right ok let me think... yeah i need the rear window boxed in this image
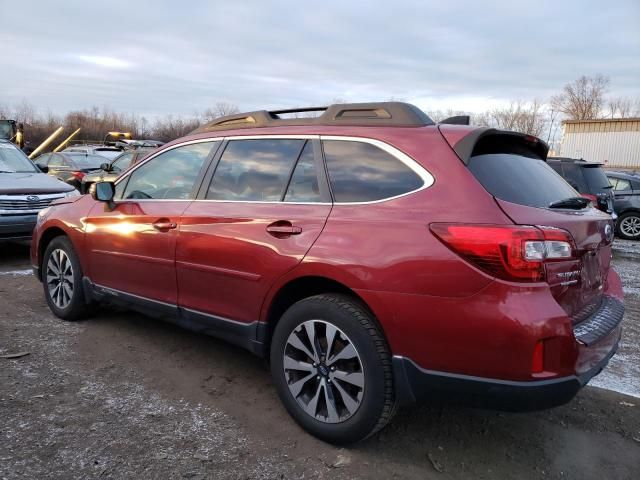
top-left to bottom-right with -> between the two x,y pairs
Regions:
468,154 -> 578,208
68,154 -> 109,169
582,165 -> 610,192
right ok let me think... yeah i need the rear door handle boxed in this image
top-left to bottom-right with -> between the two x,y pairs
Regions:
153,219 -> 177,231
266,220 -> 302,237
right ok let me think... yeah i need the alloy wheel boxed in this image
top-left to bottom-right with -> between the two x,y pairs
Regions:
620,215 -> 640,238
283,319 -> 365,424
46,249 -> 74,309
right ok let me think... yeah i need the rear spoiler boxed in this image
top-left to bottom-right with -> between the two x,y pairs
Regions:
440,126 -> 550,164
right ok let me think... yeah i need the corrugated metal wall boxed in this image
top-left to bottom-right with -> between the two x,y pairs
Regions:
559,120 -> 640,168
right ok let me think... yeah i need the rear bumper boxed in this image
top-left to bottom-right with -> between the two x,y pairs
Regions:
393,327 -> 620,411
0,214 -> 37,240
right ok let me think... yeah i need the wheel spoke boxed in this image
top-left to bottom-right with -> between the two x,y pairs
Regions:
327,343 -> 358,365
48,261 -> 60,276
303,321 -> 321,360
57,283 -> 64,306
288,372 -> 316,397
333,369 -> 364,388
287,333 -> 317,363
332,377 -> 360,415
62,283 -> 73,303
325,323 -> 338,361
323,381 -> 340,422
283,355 -> 315,373
50,284 -> 60,303
303,380 -> 322,418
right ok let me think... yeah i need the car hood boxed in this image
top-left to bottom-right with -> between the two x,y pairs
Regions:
0,172 -> 74,194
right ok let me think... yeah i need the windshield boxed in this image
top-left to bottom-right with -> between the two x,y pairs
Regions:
0,142 -> 38,173
111,153 -> 134,170
66,153 -> 109,169
468,153 -> 578,208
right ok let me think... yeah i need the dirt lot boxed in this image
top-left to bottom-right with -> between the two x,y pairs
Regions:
1,241 -> 639,479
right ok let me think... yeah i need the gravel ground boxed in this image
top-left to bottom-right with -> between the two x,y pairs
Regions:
1,241 -> 640,479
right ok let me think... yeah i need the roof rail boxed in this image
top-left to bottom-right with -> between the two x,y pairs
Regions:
191,102 -> 434,134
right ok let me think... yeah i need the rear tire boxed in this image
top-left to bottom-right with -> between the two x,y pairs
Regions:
270,294 -> 396,444
42,236 -> 90,321
616,212 -> 640,240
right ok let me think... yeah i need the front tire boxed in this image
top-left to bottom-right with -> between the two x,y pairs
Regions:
42,236 -> 90,321
616,212 -> 640,240
270,294 -> 396,444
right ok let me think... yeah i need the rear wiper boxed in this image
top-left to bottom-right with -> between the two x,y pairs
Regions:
548,196 -> 590,209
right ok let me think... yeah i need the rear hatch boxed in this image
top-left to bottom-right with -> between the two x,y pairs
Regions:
442,128 -> 615,322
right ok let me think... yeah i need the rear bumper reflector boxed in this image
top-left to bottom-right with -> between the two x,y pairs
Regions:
573,296 -> 624,346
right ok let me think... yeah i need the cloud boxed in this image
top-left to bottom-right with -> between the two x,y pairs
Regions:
1,0 -> 638,117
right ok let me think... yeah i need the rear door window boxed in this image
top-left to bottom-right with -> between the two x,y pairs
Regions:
207,139 -> 305,201
468,154 -> 578,208
322,139 -> 424,202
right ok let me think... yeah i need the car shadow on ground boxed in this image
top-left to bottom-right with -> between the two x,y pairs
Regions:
0,241 -> 31,272
78,307 -> 639,479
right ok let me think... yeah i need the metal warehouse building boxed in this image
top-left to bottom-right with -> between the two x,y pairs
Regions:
558,118 -> 640,168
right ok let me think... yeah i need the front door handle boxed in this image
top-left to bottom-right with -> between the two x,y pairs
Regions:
153,219 -> 177,231
266,220 -> 302,238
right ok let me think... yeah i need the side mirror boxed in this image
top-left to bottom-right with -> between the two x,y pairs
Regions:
100,162 -> 111,172
92,181 -> 116,209
38,165 -> 49,173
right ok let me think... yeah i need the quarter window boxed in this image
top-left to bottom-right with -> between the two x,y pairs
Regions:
207,139 -> 305,201
120,142 -> 216,200
322,140 -> 424,202
284,142 -> 321,202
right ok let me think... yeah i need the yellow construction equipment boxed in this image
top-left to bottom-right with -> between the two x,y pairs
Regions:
28,127 -> 64,159
53,128 -> 82,152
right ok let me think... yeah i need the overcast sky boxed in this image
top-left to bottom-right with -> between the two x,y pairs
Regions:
1,0 -> 639,118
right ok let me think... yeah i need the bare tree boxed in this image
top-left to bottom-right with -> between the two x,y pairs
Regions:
607,97 -> 636,118
202,102 -> 240,122
472,101 -> 546,137
550,74 -> 609,120
426,109 -> 468,123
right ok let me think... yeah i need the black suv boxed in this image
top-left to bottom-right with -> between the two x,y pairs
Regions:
0,139 -> 77,240
606,171 -> 640,239
547,157 -> 615,214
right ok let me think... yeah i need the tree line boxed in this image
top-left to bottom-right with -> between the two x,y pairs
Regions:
1,75 -> 637,151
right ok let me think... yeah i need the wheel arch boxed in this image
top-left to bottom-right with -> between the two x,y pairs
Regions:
261,274 -> 391,355
38,226 -> 68,273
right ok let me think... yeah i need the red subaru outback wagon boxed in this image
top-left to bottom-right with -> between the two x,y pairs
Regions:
31,102 -> 624,443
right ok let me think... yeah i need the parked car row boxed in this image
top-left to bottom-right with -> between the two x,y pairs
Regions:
548,157 -> 640,239
30,102 -> 624,444
0,139 -> 77,241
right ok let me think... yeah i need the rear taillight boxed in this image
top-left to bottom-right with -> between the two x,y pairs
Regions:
71,171 -> 85,180
429,224 -> 575,282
